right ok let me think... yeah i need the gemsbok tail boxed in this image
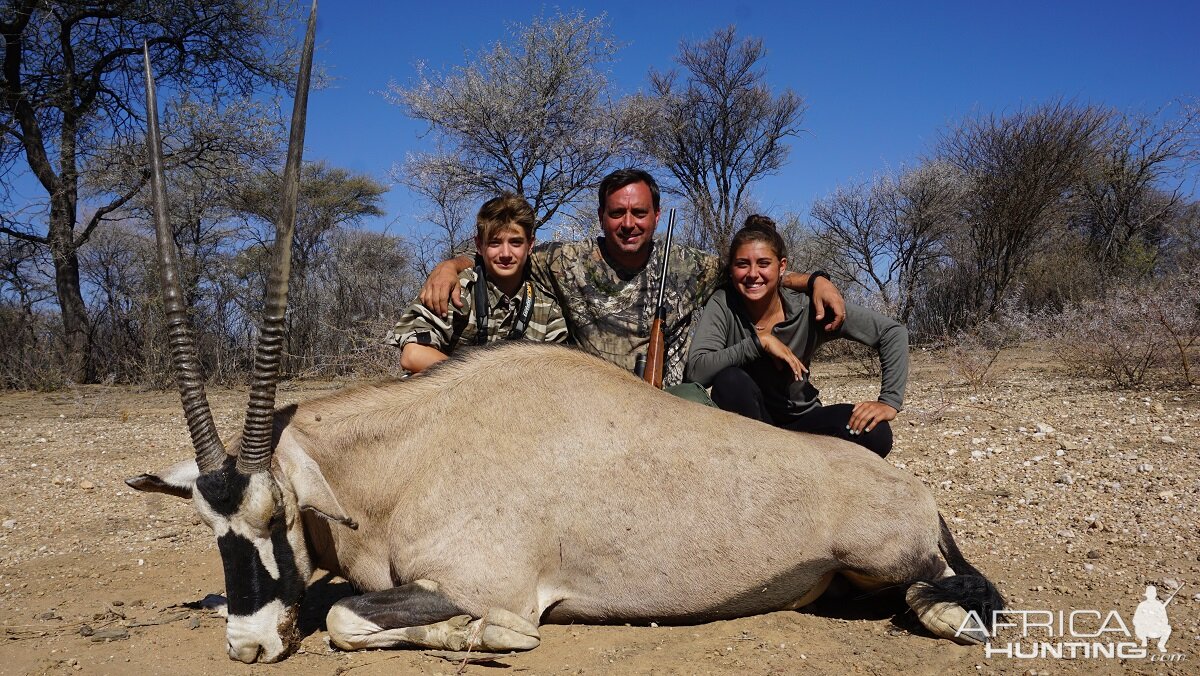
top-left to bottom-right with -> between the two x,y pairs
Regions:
905,514 -> 1005,644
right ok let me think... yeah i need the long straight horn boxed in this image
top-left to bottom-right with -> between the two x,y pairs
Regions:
236,1 -> 317,475
143,45 -> 227,473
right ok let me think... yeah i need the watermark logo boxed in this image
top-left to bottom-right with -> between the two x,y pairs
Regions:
1133,585 -> 1173,653
956,581 -> 1186,662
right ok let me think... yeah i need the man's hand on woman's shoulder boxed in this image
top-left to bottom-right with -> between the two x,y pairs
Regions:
810,276 -> 845,332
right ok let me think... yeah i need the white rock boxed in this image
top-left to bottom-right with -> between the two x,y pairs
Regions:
2,520 -> 15,529
1160,435 -> 1175,444
1035,423 -> 1055,434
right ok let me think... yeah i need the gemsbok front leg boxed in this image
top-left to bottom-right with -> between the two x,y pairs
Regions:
325,580 -> 540,652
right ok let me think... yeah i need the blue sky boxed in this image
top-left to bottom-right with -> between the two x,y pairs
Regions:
12,2 -> 1197,236
302,1 -> 1198,234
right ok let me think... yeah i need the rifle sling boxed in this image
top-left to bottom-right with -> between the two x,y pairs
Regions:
473,258 -> 534,345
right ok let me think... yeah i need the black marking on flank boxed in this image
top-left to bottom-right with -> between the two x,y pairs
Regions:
331,583 -> 467,630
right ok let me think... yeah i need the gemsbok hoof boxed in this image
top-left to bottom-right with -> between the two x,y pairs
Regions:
906,582 -> 986,645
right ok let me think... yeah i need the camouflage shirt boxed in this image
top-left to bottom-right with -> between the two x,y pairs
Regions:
385,267 -> 568,360
528,237 -> 723,386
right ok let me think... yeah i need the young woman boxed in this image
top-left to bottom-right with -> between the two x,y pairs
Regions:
685,215 -> 908,458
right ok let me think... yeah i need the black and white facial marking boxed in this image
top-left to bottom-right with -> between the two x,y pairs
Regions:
194,458 -> 309,663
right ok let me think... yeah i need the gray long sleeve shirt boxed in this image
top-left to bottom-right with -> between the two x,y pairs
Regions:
685,287 -> 909,420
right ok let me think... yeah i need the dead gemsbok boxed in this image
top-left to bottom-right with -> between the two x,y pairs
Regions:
127,3 -> 1003,664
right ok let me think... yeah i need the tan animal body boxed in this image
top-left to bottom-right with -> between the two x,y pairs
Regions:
267,342 -> 943,621
129,3 -> 1001,663
133,340 -> 1003,661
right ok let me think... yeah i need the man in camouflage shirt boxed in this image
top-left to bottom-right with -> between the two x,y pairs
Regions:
387,193 -> 567,374
419,169 -> 845,388
525,225 -> 721,387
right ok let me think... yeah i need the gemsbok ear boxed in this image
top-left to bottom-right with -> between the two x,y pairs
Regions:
275,444 -> 358,530
126,458 -> 200,500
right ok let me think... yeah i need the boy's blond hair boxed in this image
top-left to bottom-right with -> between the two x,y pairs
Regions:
477,193 -> 535,242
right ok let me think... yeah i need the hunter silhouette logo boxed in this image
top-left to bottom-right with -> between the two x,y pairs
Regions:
1133,584 -> 1176,653
956,580 -> 1187,662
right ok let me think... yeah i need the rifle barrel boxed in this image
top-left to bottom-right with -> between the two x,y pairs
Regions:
655,209 -> 677,310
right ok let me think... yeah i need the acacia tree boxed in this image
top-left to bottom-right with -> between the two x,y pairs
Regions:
397,151 -> 474,267
389,11 -> 626,235
233,161 -> 386,374
1071,104 -> 1200,279
0,232 -> 54,386
936,101 -> 1109,320
810,181 -> 889,305
882,162 -> 967,323
632,26 -> 805,251
0,0 -> 296,382
810,162 -> 965,323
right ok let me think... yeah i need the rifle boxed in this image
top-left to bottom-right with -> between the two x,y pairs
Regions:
635,208 -> 676,389
1162,584 -> 1183,606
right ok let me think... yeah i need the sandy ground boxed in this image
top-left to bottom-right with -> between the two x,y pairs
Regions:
0,347 -> 1197,675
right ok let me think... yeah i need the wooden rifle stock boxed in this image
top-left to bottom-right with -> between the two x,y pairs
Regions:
643,311 -> 666,388
641,209 -> 676,389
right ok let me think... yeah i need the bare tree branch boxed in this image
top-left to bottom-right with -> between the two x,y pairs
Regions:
387,11 -> 626,236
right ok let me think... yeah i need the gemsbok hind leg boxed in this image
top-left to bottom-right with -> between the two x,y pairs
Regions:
326,580 -> 540,652
902,517 -> 1003,645
833,506 -> 1002,645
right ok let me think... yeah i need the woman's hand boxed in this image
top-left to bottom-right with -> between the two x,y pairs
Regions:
847,401 -> 897,435
760,334 -> 807,382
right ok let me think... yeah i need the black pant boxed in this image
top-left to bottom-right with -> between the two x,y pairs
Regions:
709,366 -> 893,458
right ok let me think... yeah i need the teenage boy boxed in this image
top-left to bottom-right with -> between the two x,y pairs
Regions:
386,192 -> 568,373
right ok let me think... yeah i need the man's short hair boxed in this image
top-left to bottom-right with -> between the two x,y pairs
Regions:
477,192 -> 536,242
597,168 -> 660,215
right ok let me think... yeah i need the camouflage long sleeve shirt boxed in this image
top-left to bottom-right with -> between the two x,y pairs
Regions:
528,237 -> 723,387
385,268 -> 568,359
